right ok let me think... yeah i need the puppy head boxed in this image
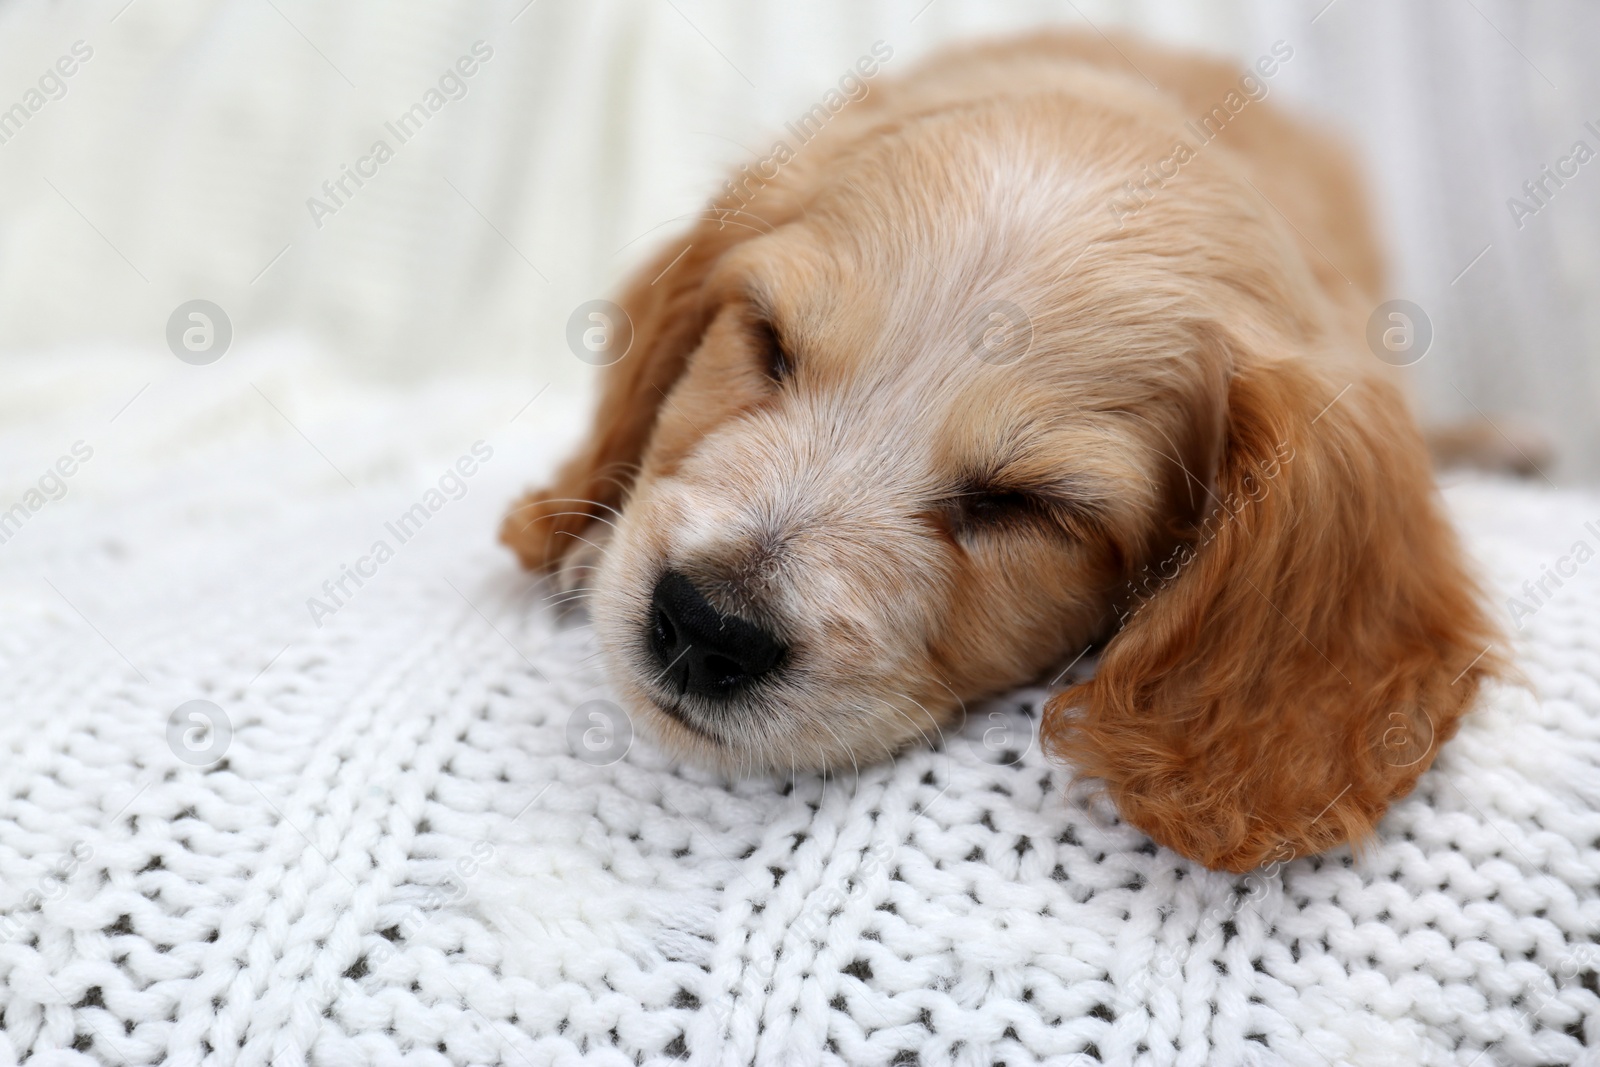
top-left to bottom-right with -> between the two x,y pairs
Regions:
576,103 -> 1280,772
507,86 -> 1498,868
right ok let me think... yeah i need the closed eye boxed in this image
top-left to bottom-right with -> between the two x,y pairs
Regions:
957,489 -> 1042,526
944,483 -> 1098,540
751,319 -> 790,383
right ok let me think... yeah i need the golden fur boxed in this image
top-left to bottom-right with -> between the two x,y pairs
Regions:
501,33 -> 1502,871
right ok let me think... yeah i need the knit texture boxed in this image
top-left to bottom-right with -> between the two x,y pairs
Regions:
2,354 -> 1598,1066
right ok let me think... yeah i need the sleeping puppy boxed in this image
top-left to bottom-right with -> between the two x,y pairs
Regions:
501,33 -> 1501,872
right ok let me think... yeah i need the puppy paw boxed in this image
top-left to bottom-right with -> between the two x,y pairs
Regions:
1428,417 -> 1555,478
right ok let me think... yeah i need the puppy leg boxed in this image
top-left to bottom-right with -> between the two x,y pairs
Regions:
1427,416 -> 1555,478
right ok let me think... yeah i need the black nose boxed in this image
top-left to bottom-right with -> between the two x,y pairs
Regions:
647,571 -> 786,698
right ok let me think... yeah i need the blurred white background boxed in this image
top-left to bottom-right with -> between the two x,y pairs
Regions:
1,0 -> 1597,480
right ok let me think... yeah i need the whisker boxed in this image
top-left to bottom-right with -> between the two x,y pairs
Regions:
899,687 -> 955,750
552,530 -> 609,556
591,470 -> 641,498
523,509 -> 618,531
688,211 -> 777,237
537,496 -> 624,518
543,586 -> 601,601
814,713 -> 860,786
883,697 -> 941,758
1117,406 -> 1222,515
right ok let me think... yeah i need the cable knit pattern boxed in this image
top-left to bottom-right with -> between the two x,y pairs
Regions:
1,359 -> 1598,1066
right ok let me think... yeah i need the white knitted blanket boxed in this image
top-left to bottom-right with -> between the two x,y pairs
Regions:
2,352 -> 1598,1067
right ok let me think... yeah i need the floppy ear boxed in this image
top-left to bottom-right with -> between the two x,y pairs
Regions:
500,209 -> 772,570
1043,352 -> 1502,872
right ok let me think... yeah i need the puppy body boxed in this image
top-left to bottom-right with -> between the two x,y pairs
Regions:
504,34 -> 1501,870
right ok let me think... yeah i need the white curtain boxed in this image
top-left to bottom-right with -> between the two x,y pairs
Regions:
1,0 -> 1595,480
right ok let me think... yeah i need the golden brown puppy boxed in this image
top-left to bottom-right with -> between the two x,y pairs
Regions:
502,33 -> 1502,871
